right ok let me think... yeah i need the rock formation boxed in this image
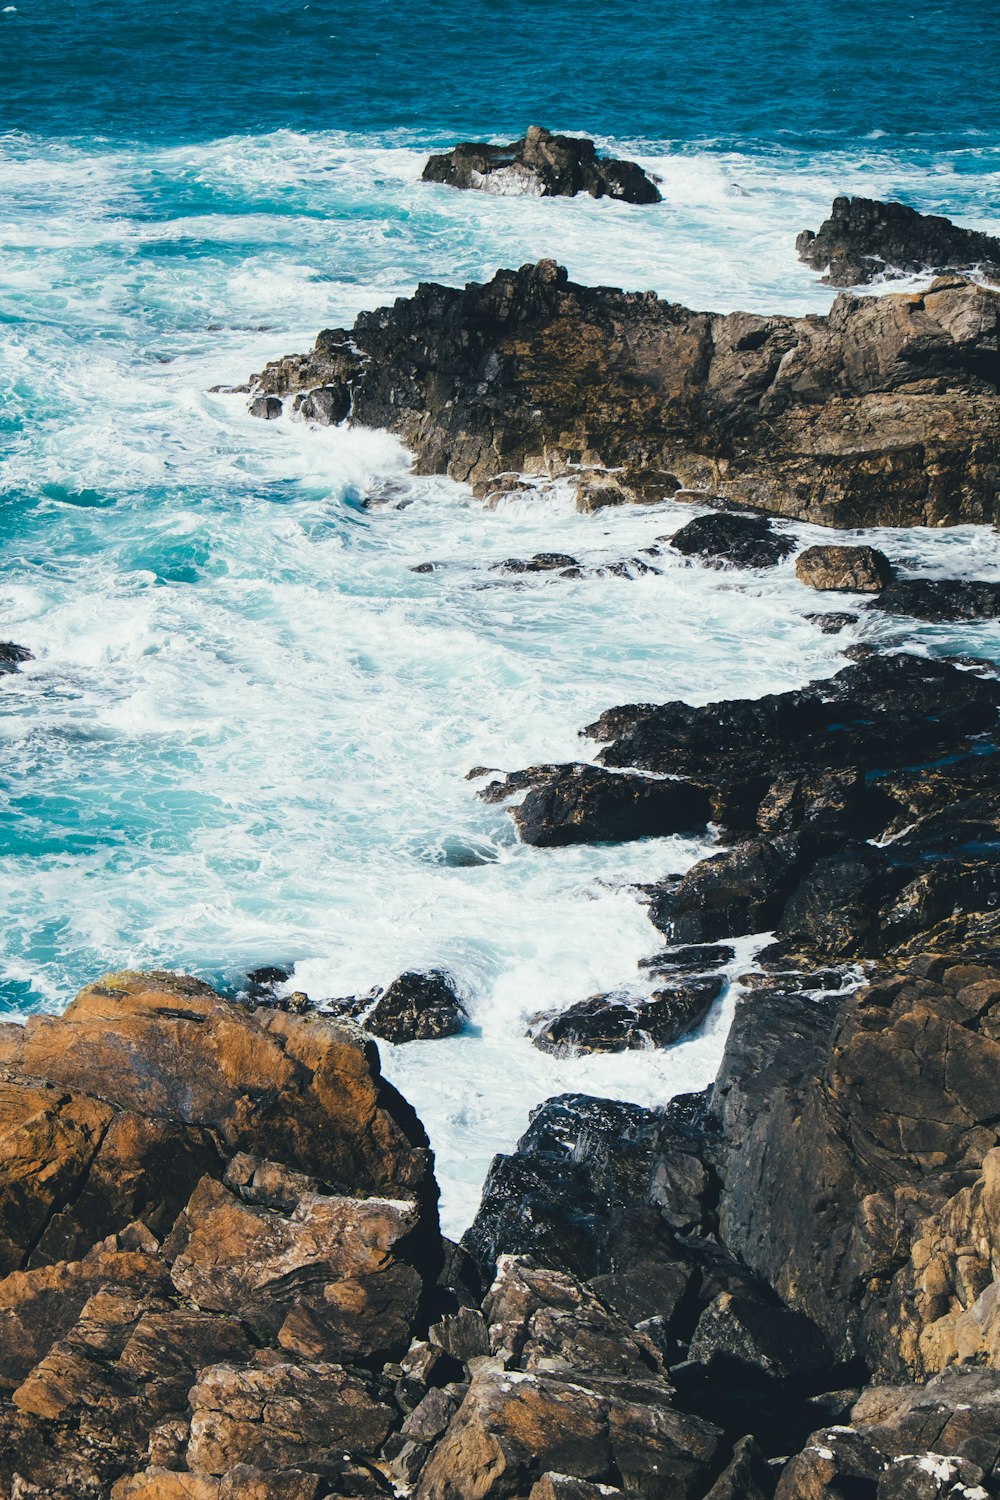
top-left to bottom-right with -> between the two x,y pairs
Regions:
247,261 -> 1000,528
798,194 -> 1000,286
795,544 -> 894,592
421,126 -> 661,204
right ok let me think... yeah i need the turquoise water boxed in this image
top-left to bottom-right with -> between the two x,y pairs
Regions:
1,2 -> 999,1228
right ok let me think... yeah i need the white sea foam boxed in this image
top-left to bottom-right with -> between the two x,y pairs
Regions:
1,126 -> 999,1233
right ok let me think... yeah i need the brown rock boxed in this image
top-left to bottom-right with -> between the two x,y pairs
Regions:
417,1369 -> 719,1500
186,1361 -> 395,1478
168,1173 -> 424,1361
795,543 -> 894,592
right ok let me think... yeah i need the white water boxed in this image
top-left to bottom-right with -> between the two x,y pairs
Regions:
1,128 -> 999,1233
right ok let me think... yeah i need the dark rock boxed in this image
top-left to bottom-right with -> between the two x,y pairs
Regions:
796,544 -> 894,592
638,943 -> 736,974
648,836 -> 805,943
248,395 -> 283,420
293,383 -> 351,425
703,1434 -> 775,1500
797,194 -> 1000,286
491,552 -> 578,574
248,262 -> 1000,528
804,611 -> 859,633
872,577 -> 1000,621
0,641 -> 32,674
365,970 -> 467,1044
496,762 -> 712,847
421,125 -> 662,204
528,975 -> 724,1053
669,512 -> 795,569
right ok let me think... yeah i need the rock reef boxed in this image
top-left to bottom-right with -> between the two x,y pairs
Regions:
798,195 -> 1000,287
249,260 -> 1000,528
421,126 -> 661,204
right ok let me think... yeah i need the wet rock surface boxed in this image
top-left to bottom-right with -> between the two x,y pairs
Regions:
872,577 -> 1000,620
248,261 -> 1000,527
421,125 -> 662,204
528,974 -> 724,1054
797,194 -> 1000,286
364,970 -> 468,1044
0,640 -> 32,675
669,511 -> 795,569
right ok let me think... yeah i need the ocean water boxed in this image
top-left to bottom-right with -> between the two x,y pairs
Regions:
1,1 -> 999,1233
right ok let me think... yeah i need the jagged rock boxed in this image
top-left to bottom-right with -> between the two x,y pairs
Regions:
167,1172 -> 424,1362
528,975 -> 724,1053
248,395 -> 282,420
428,1307 -> 490,1363
364,970 -> 467,1044
0,641 -> 32,674
797,195 -> 1000,286
647,837 -> 804,943
492,762 -> 711,847
669,512 -> 795,569
292,384 -> 350,425
421,126 -> 662,204
186,1361 -> 395,1477
248,262 -> 1000,527
703,1434 -> 775,1499
0,969 -> 435,1207
529,1478 -> 626,1500
795,544 -> 894,592
415,1368 -> 720,1500
490,553 -> 578,574
872,578 -> 1000,621
638,943 -> 735,975
804,611 -> 859,633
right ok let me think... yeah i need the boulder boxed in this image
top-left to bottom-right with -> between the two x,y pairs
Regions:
795,544 -> 893,592
292,384 -> 350,425
421,126 -> 662,204
247,262 -> 1000,528
797,195 -> 1000,286
669,512 -> 795,569
248,395 -> 282,420
528,975 -> 724,1054
365,970 -> 468,1044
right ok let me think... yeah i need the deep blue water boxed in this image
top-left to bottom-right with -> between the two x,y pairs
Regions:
2,0 -> 999,147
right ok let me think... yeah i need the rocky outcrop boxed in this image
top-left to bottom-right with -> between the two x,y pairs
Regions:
797,195 -> 1000,286
795,544 -> 894,592
248,262 -> 1000,527
421,126 -> 661,204
481,763 -> 711,848
0,970 -> 439,1497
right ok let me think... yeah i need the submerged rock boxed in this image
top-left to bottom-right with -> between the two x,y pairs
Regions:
248,262 -> 1000,527
795,543 -> 893,592
669,512 -> 795,569
365,970 -> 468,1044
421,125 -> 662,204
797,194 -> 1000,286
248,394 -> 283,420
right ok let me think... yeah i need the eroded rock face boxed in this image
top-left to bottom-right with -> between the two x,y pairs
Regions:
493,763 -> 712,848
248,262 -> 1000,527
528,975 -> 724,1054
795,543 -> 894,592
872,578 -> 1000,621
421,126 -> 662,204
797,195 -> 1000,286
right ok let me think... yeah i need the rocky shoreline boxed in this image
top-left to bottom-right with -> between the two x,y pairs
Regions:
5,626 -> 1000,1496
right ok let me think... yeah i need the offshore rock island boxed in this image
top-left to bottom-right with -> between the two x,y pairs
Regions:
249,261 -> 1000,528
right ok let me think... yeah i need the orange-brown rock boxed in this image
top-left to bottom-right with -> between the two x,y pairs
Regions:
0,970 -> 434,1208
167,1171 -> 424,1361
185,1361 -> 395,1478
416,1369 -> 720,1500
